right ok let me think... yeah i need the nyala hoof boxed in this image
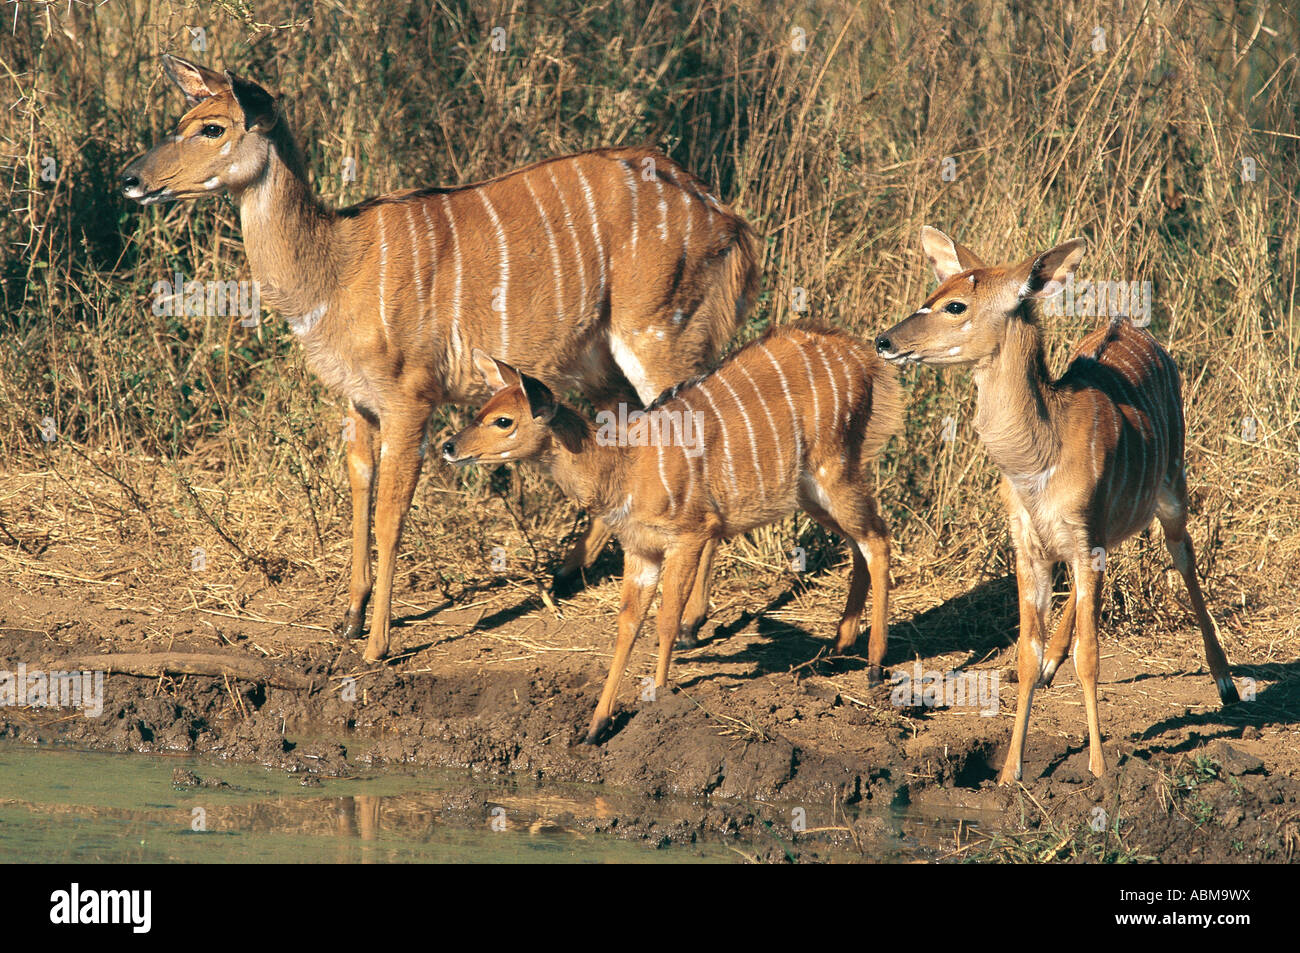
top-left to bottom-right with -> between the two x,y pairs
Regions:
867,664 -> 884,687
583,717 -> 610,745
334,592 -> 370,640
1218,677 -> 1241,705
1037,659 -> 1060,689
333,613 -> 365,640
676,619 -> 705,650
551,567 -> 586,600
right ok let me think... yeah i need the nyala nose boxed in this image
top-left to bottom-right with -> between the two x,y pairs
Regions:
441,439 -> 456,460
875,335 -> 892,353
120,171 -> 141,193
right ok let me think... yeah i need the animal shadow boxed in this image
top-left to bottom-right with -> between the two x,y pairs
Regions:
888,574 -> 1019,670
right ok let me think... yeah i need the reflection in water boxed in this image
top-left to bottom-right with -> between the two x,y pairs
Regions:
335,795 -> 381,862
0,744 -> 742,863
0,742 -> 989,863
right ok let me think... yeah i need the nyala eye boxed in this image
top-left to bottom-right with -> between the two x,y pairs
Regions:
945,301 -> 967,314
201,124 -> 225,139
493,417 -> 512,429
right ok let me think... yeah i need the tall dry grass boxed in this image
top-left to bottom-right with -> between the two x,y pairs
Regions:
0,0 -> 1296,661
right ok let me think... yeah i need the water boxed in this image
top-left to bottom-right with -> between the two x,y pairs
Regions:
0,742 -> 992,863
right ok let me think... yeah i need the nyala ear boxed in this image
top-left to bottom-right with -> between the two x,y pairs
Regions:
1019,238 -> 1086,300
920,225 -> 987,283
160,53 -> 228,106
521,375 -> 557,423
226,71 -> 277,132
472,348 -> 521,395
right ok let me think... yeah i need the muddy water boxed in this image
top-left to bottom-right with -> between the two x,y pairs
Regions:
0,743 -> 724,863
0,742 -> 993,862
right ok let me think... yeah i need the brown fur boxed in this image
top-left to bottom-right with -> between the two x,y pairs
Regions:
444,323 -> 902,741
120,55 -> 759,661
877,226 -> 1238,783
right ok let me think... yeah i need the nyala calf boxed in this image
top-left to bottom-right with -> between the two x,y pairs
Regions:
443,324 -> 902,741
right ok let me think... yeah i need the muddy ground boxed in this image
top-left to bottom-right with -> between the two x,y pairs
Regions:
2,544 -> 1296,864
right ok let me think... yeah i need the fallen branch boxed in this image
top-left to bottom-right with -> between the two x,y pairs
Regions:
48,652 -> 315,691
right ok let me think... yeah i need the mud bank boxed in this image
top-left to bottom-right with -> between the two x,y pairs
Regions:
1,580 -> 1297,862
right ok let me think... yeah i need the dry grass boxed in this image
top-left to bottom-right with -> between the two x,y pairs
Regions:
1,0 -> 1297,673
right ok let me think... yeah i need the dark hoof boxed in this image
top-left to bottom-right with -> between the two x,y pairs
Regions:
583,714 -> 611,744
1218,677 -> 1241,705
867,665 -> 883,687
551,567 -> 585,600
333,613 -> 365,640
1037,662 -> 1059,689
676,619 -> 705,650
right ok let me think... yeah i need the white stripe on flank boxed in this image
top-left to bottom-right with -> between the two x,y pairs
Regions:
794,340 -> 822,432
842,344 -> 880,439
655,178 -> 668,242
1121,341 -> 1168,464
836,346 -> 858,424
405,205 -> 426,335
738,363 -> 785,491
716,373 -> 766,499
657,442 -> 676,513
834,344 -> 857,427
419,203 -> 439,333
478,190 -> 511,357
1096,409 -> 1117,531
675,394 -> 701,512
1089,413 -> 1101,480
574,165 -> 606,308
377,206 -> 389,331
524,174 -> 564,323
841,342 -> 873,385
681,190 -> 693,257
680,440 -> 696,513
1120,410 -> 1144,533
1107,346 -> 1156,527
623,164 -> 639,255
439,195 -> 464,370
814,343 -> 841,428
1106,410 -> 1129,535
1125,374 -> 1160,509
694,382 -> 738,495
548,167 -> 589,321
760,345 -> 802,479
825,343 -> 857,467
